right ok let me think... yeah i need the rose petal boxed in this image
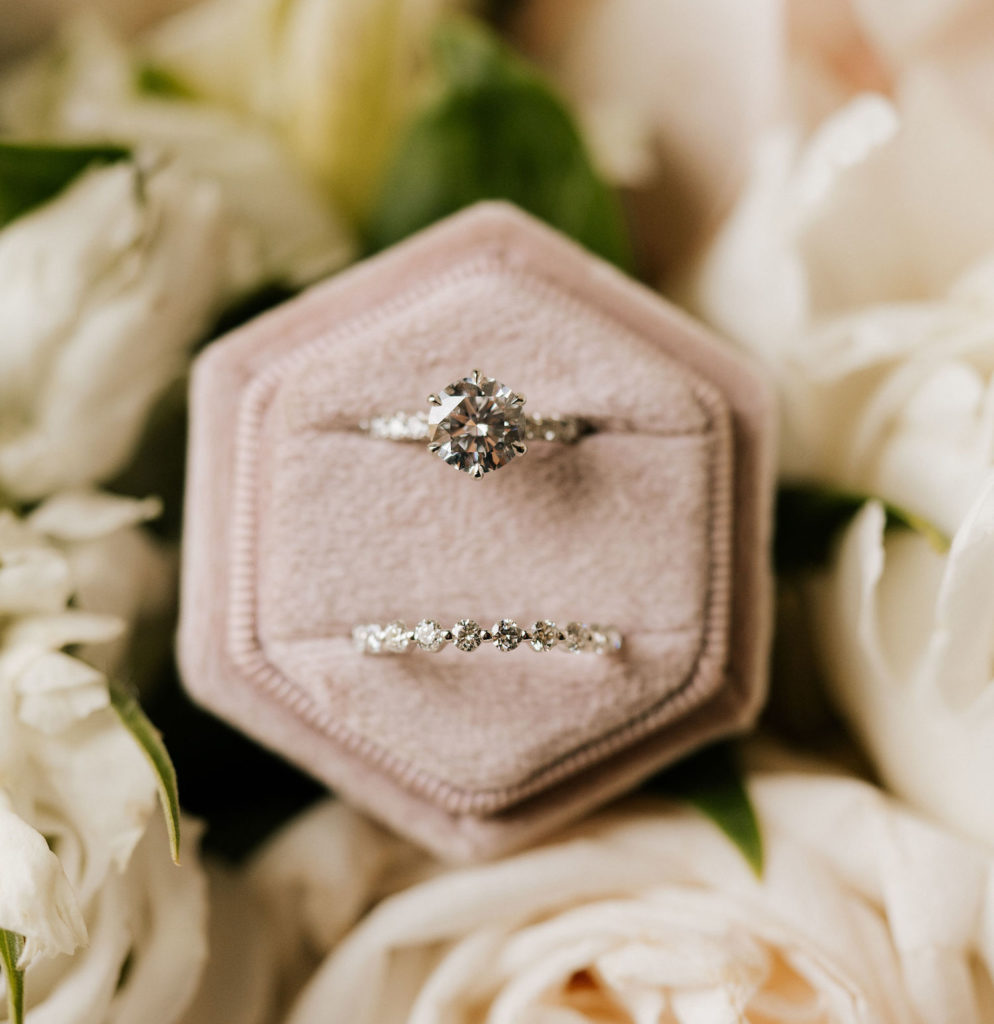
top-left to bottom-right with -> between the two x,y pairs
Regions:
3,611 -> 124,652
106,816 -> 208,1024
2,19 -> 354,286
28,490 -> 162,542
0,513 -> 72,615
0,159 -> 247,500
179,862 -> 279,1024
0,795 -> 86,964
15,651 -> 109,733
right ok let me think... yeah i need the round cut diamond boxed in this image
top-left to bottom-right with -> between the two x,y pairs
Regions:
563,622 -> 592,654
381,621 -> 411,653
491,619 -> 523,651
427,371 -> 526,476
528,620 -> 560,652
352,624 -> 377,653
452,619 -> 483,652
413,619 -> 447,652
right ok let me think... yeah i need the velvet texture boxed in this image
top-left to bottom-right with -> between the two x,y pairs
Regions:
179,203 -> 775,861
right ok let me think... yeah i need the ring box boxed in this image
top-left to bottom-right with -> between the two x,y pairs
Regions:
179,202 -> 775,861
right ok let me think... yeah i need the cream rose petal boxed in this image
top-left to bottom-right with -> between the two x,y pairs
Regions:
513,0 -> 782,274
28,707 -> 159,906
180,864 -> 280,1024
0,160 -> 246,500
280,791 -> 942,1024
1,18 -> 354,287
147,0 -> 451,221
815,483 -> 994,849
14,651 -> 109,733
22,870 -> 131,1024
790,73 -> 994,318
853,0 -> 980,61
28,490 -> 163,542
106,817 -> 208,1024
0,796 -> 86,964
3,612 -> 124,652
0,513 -> 72,615
250,801 -> 414,958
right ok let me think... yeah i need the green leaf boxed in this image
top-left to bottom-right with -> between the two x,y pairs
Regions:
776,483 -> 951,574
364,17 -> 633,270
0,141 -> 131,230
0,929 -> 25,1024
109,685 -> 181,865
135,62 -> 196,100
652,744 -> 764,877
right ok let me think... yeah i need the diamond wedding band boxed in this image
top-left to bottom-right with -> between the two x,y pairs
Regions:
360,370 -> 586,477
353,619 -> 622,655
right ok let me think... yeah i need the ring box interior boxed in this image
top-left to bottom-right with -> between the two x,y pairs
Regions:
179,202 -> 775,861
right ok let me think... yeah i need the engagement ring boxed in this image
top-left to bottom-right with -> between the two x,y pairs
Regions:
360,370 -> 586,477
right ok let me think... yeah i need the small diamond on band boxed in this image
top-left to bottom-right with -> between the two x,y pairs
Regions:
352,619 -> 622,655
359,370 -> 587,477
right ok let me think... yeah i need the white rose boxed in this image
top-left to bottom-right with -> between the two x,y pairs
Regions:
788,0 -> 994,129
0,19 -> 353,290
251,772 -> 994,1024
13,814 -> 208,1024
0,158 -> 251,502
145,0 -> 455,221
813,477 -> 994,850
511,0 -> 782,276
0,504 -> 208,1021
26,490 -> 175,682
690,74 -> 994,537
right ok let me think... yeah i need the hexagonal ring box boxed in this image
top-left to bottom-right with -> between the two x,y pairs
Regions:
179,203 -> 775,862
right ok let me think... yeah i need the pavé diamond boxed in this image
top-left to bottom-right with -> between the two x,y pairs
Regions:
491,619 -> 523,651
452,619 -> 484,652
528,620 -> 560,652
427,371 -> 527,476
413,619 -> 447,652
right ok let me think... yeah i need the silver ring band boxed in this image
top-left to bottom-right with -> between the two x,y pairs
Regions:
353,619 -> 622,655
358,370 -> 587,477
359,410 -> 584,445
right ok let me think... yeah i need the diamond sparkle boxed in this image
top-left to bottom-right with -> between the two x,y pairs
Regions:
491,619 -> 523,651
452,619 -> 484,652
413,619 -> 447,652
427,371 -> 527,477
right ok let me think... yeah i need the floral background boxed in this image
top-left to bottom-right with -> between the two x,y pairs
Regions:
3,0 -> 994,1021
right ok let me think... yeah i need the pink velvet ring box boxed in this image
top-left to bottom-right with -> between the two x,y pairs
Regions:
179,202 -> 776,862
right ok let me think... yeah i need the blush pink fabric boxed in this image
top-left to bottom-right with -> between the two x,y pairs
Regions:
179,202 -> 776,861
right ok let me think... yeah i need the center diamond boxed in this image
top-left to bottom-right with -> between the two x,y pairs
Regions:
427,371 -> 527,476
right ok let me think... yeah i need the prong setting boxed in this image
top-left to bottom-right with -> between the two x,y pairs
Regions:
353,619 -> 621,655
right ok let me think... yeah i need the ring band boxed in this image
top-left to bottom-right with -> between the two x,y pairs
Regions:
353,619 -> 622,655
359,370 -> 587,477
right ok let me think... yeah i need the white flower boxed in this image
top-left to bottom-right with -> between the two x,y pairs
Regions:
250,769 -> 994,1024
0,18 -> 353,288
813,478 -> 994,850
26,490 -> 175,681
0,506 -> 152,962
17,815 -> 208,1024
511,0 -> 783,275
145,0 -> 455,221
0,500 -> 207,1023
690,74 -> 994,537
687,4 -> 994,858
0,157 -> 256,502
